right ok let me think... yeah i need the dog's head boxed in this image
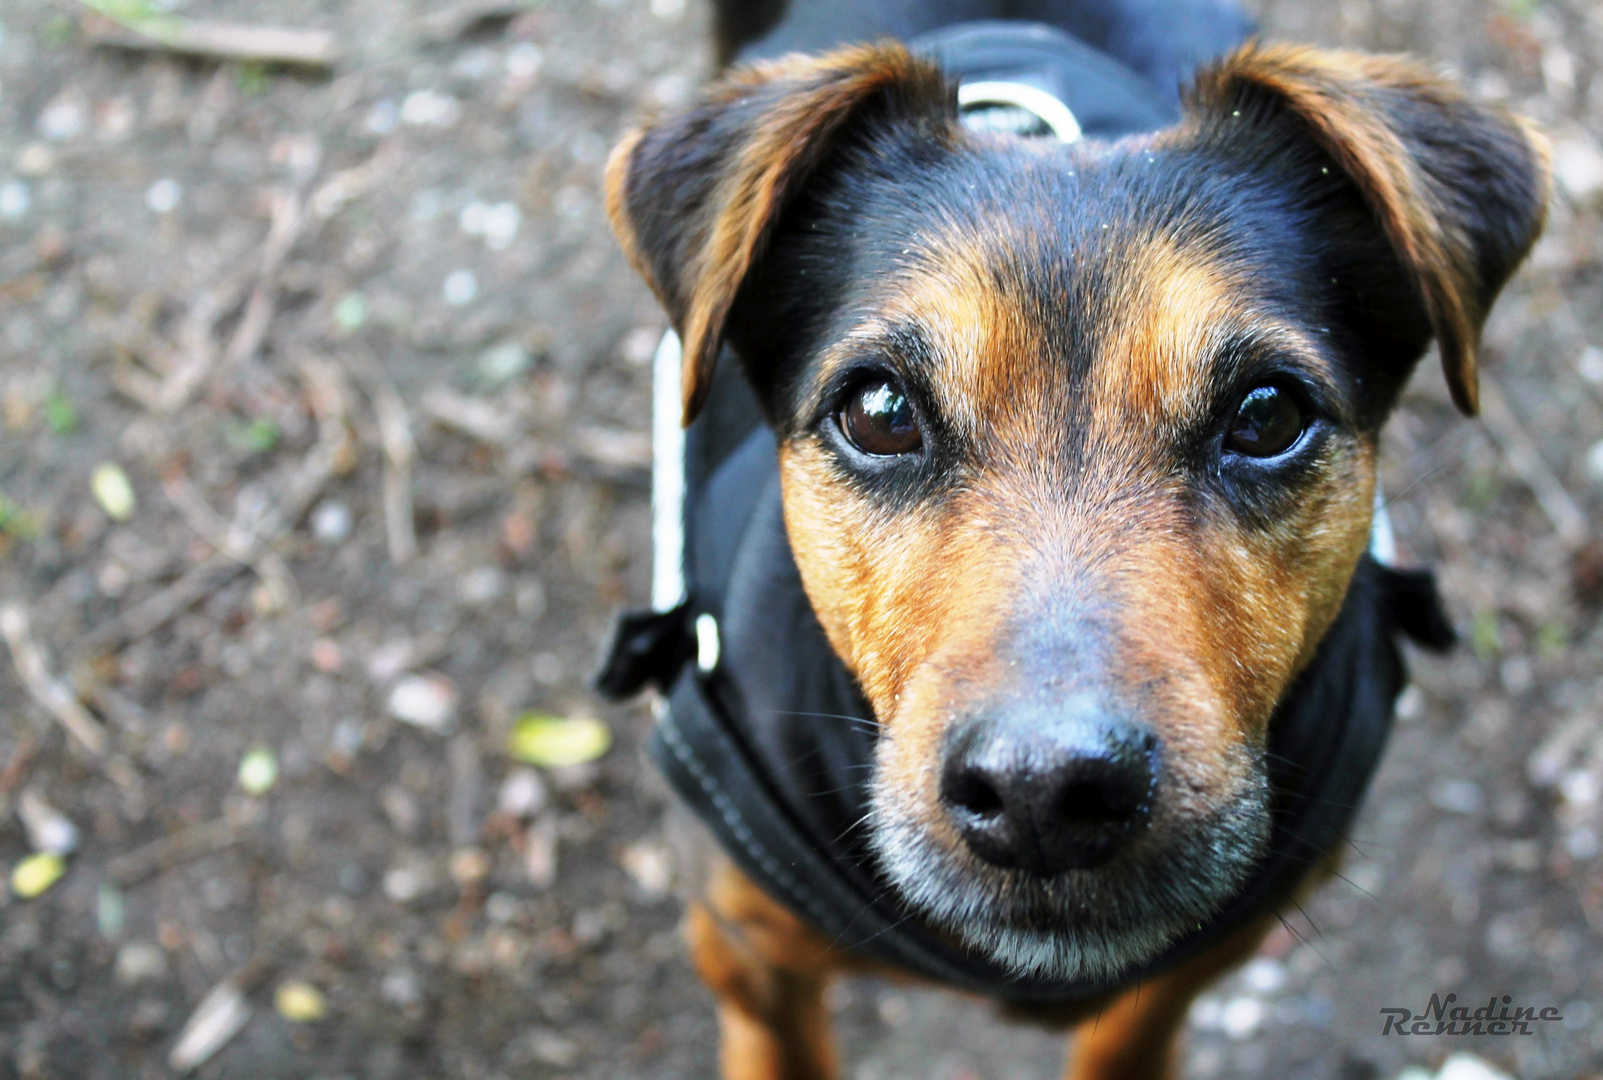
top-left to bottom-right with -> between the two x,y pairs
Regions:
607,42 -> 1548,981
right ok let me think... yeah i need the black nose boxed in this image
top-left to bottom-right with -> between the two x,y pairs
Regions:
940,710 -> 1156,875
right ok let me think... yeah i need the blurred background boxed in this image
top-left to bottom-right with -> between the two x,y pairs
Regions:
0,0 -> 1601,1077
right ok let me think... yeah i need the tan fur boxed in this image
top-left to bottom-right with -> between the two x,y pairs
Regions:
782,231 -> 1373,844
1187,44 -> 1553,415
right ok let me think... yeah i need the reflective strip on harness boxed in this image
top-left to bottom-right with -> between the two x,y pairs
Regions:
958,80 -> 1082,142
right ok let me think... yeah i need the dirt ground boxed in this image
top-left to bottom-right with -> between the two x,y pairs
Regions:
1,0 -> 1601,1077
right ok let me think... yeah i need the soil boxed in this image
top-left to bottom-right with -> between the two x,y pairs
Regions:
0,0 -> 1601,1078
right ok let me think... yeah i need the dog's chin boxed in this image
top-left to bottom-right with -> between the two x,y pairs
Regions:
868,785 -> 1272,984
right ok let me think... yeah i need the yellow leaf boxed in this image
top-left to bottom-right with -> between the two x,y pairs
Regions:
12,852 -> 66,898
238,747 -> 278,795
507,714 -> 611,767
91,462 -> 136,520
275,981 -> 327,1023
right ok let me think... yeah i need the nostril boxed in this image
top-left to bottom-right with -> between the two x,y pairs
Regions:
946,772 -> 1004,819
1057,774 -> 1142,823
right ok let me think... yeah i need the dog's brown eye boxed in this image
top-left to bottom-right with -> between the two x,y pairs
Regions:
840,380 -> 922,456
1226,384 -> 1304,458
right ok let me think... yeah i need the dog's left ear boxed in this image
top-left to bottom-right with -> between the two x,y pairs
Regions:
1189,44 -> 1551,415
606,43 -> 952,425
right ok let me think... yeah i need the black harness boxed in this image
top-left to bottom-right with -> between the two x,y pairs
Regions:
596,23 -> 1457,1007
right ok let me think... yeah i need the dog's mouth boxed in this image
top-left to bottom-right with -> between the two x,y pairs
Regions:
866,736 -> 1271,984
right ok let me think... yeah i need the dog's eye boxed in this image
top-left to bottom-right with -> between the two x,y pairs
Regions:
1226,384 -> 1304,458
840,379 -> 922,457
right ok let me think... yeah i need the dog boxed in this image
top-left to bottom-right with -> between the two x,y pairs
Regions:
594,0 -> 1551,1076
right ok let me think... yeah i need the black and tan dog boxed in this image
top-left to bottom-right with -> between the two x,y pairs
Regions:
597,1 -> 1550,1076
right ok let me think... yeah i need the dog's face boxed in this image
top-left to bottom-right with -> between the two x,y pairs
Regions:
608,45 -> 1548,980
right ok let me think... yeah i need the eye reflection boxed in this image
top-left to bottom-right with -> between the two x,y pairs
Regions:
1226,384 -> 1303,458
840,379 -> 923,457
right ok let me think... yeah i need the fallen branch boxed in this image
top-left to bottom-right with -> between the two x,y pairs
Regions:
163,477 -> 300,611
0,604 -> 109,758
421,386 -> 521,445
77,355 -> 353,658
151,275 -> 251,413
168,958 -> 277,1074
343,353 -> 417,566
75,554 -> 245,660
106,816 -> 249,885
82,10 -> 340,69
1478,376 -> 1589,549
219,188 -> 305,376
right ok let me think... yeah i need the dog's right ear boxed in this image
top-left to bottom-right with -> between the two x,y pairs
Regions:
606,43 -> 952,425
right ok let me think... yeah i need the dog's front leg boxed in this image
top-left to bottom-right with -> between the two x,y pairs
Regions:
1062,914 -> 1278,1080
687,860 -> 841,1080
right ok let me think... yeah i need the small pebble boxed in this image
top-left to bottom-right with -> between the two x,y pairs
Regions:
18,143 -> 55,176
498,768 -> 548,819
388,673 -> 457,732
459,200 -> 520,250
1585,439 -> 1603,486
619,841 -> 673,898
401,89 -> 461,128
450,846 -> 492,887
380,784 -> 420,835
311,499 -> 353,543
0,179 -> 29,220
877,992 -> 910,1027
1436,1053 -> 1514,1080
145,178 -> 180,213
366,638 -> 414,682
38,96 -> 85,140
522,816 -> 558,889
365,100 -> 399,135
458,566 -> 504,605
17,789 -> 78,855
1579,346 -> 1603,384
523,1030 -> 577,1067
1240,957 -> 1284,994
1221,996 -> 1264,1039
485,891 -> 521,924
1564,825 -> 1600,860
618,326 -> 662,366
382,857 -> 435,904
332,294 -> 367,333
442,268 -> 478,306
1429,779 -> 1484,816
475,340 -> 532,388
505,43 -> 544,81
380,968 -> 421,1008
1560,768 -> 1599,807
115,941 -> 168,985
310,639 -> 344,673
98,882 -> 126,939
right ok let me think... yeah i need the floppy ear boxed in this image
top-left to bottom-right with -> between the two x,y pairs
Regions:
1188,44 -> 1550,416
606,43 -> 952,425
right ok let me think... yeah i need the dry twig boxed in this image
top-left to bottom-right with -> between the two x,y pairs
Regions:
82,10 -> 339,69
1477,376 -> 1589,549
219,188 -> 305,376
106,816 -> 250,885
163,477 -> 300,611
0,604 -> 110,758
76,358 -> 352,658
343,353 -> 417,566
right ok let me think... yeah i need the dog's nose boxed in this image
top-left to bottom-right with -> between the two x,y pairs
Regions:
940,709 -> 1156,875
